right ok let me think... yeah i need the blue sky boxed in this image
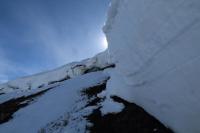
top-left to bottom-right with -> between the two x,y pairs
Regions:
0,0 -> 110,83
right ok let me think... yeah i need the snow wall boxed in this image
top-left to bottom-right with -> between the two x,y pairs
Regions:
104,0 -> 200,133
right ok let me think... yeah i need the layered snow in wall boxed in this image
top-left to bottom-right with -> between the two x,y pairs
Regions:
104,0 -> 200,133
0,51 -> 112,94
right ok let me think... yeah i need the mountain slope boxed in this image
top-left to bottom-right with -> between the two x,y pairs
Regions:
0,51 -> 113,94
0,72 -> 109,133
0,52 -> 172,133
0,70 -> 172,133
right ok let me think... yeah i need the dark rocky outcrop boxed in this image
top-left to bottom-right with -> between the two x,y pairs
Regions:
83,81 -> 173,133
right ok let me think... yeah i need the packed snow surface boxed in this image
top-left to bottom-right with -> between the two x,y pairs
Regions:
104,0 -> 200,133
0,71 -> 109,133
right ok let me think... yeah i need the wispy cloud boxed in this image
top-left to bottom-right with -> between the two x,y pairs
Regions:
0,46 -> 42,83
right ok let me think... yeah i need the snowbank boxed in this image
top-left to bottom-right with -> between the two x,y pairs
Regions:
0,51 -> 112,93
104,0 -> 200,133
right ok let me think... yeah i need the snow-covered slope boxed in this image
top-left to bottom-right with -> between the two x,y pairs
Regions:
104,0 -> 200,133
0,71 -> 110,133
0,51 -> 113,94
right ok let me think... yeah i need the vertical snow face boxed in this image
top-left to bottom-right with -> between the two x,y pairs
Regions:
104,0 -> 200,133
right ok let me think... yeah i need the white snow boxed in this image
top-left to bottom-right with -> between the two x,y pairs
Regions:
0,51 -> 112,94
100,96 -> 124,115
0,82 -> 60,104
104,0 -> 200,133
0,71 -> 109,133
